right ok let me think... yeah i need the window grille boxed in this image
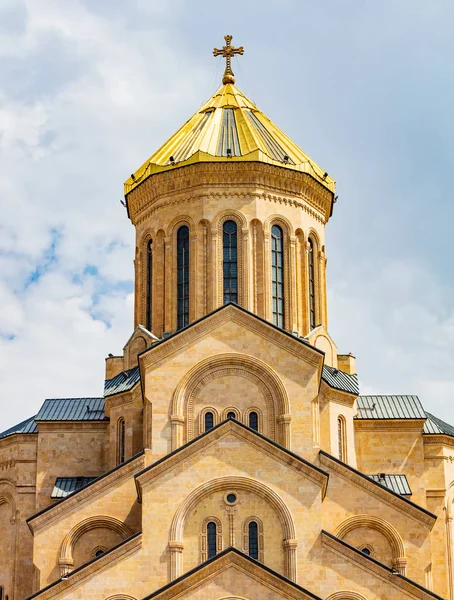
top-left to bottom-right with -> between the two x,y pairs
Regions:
177,226 -> 190,329
271,225 -> 284,328
223,220 -> 238,304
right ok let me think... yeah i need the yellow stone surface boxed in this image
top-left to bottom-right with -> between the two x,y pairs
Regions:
0,61 -> 452,600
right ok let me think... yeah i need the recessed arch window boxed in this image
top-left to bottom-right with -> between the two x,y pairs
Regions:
177,225 -> 190,330
223,220 -> 238,304
308,238 -> 316,330
146,239 -> 153,331
117,418 -> 125,465
362,547 -> 371,556
205,411 -> 214,432
337,415 -> 347,462
207,521 -> 217,559
0,586 -> 3,600
249,411 -> 259,431
248,521 -> 259,559
243,517 -> 264,562
271,224 -> 284,328
227,411 -> 236,420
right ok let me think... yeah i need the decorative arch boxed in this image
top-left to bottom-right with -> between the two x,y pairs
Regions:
171,353 -> 291,448
105,596 -> 137,600
169,476 -> 297,581
326,593 -> 368,600
334,514 -> 406,574
59,516 -> 132,576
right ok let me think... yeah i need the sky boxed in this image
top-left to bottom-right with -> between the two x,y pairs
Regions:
0,0 -> 453,430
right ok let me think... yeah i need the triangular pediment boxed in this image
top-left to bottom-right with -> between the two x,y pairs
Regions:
139,303 -> 324,375
142,547 -> 322,600
135,419 -> 328,498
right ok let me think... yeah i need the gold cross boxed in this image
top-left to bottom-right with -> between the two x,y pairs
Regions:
213,35 -> 244,85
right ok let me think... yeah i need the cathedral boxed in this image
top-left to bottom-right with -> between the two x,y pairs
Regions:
2,35 -> 454,600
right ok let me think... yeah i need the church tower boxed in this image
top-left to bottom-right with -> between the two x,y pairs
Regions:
124,35 -> 334,342
2,35 -> 452,600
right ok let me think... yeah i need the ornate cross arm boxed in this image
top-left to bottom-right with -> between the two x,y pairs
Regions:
213,34 -> 244,85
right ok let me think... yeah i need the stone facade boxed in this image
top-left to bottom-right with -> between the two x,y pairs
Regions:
0,72 -> 453,600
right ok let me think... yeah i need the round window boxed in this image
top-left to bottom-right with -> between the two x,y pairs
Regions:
226,493 -> 237,504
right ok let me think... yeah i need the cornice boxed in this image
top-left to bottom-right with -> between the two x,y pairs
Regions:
128,162 -> 331,225
105,386 -> 142,413
321,531 -> 443,600
135,420 -> 328,497
319,380 -> 357,407
319,452 -> 436,528
139,304 -> 323,374
36,421 -> 108,433
27,532 -> 142,600
0,433 -> 38,449
423,434 -> 454,449
28,453 -> 145,533
354,419 -> 425,432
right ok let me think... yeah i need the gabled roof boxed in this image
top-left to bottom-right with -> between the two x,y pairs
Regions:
0,415 -> 37,439
424,411 -> 454,437
321,531 -> 444,600
322,365 -> 359,395
104,366 -> 140,398
135,418 -> 329,498
142,547 -> 322,600
319,451 -> 436,526
368,473 -> 412,496
51,477 -> 97,499
124,82 -> 335,196
36,397 -> 106,421
356,395 -> 426,420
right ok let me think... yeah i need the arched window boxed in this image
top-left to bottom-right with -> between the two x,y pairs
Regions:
227,411 -> 236,420
271,225 -> 284,328
361,547 -> 371,556
338,415 -> 346,462
223,220 -> 238,304
205,411 -> 214,432
249,411 -> 259,431
308,238 -> 316,330
117,418 -> 125,465
0,586 -> 3,600
177,225 -> 190,330
146,239 -> 152,331
249,521 -> 259,559
207,521 -> 217,559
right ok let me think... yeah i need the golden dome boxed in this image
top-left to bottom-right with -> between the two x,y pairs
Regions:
124,83 -> 335,196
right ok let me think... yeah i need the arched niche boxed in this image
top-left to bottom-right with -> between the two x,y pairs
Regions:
169,476 -> 297,582
171,353 -> 291,449
59,516 -> 132,576
335,514 -> 406,574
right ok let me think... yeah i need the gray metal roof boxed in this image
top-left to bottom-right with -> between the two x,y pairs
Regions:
368,473 -> 412,496
322,365 -> 359,395
424,412 -> 454,437
0,415 -> 37,439
36,397 -> 106,421
356,395 -> 426,420
104,366 -> 140,398
51,476 -> 96,499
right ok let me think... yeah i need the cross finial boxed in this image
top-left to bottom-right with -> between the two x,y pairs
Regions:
213,34 -> 244,85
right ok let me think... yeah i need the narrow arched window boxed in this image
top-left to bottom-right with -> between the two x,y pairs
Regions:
146,239 -> 153,331
205,411 -> 214,432
0,586 -> 3,600
207,521 -> 217,559
308,238 -> 316,330
271,225 -> 284,328
223,220 -> 238,304
249,411 -> 258,432
227,411 -> 236,420
177,225 -> 190,330
117,418 -> 125,465
338,415 -> 346,462
248,521 -> 259,559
